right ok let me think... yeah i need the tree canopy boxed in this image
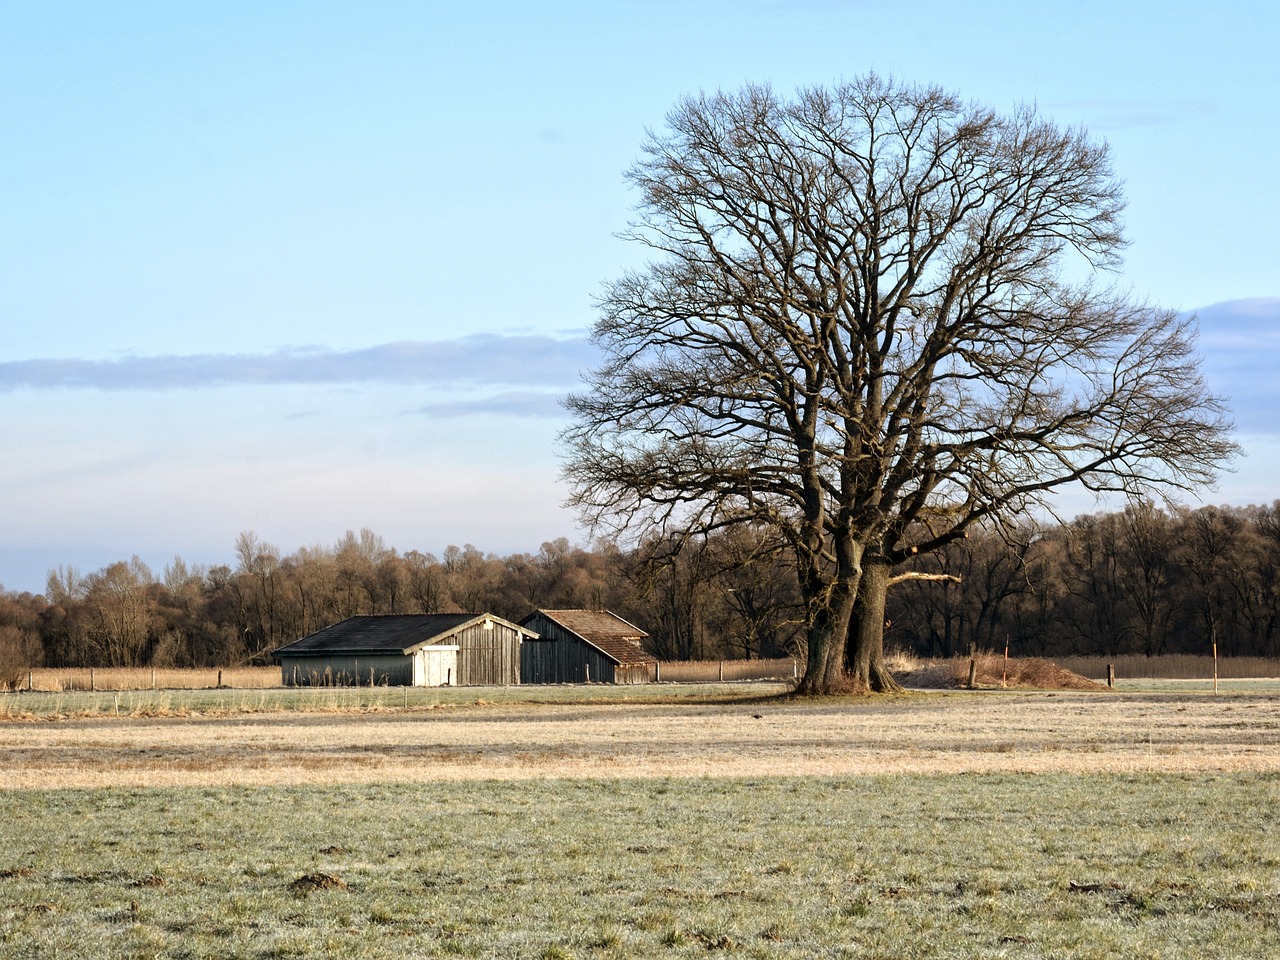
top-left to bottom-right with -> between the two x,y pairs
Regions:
562,76 -> 1236,693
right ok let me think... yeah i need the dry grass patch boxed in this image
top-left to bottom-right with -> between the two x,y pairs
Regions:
4,690 -> 1280,789
898,653 -> 1106,690
20,666 -> 281,692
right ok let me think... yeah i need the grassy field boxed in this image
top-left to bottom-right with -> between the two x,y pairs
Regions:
1114,678 -> 1280,694
0,680 -> 785,723
2,775 -> 1278,959
3,688 -> 1280,958
7,686 -> 1280,788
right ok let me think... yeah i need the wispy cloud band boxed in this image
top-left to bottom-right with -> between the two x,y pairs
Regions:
414,391 -> 569,420
0,334 -> 598,392
4,302 -> 1276,433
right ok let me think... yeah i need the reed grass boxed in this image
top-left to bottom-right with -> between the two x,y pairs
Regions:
18,666 -> 282,692
655,657 -> 799,682
899,652 -> 1105,690
1055,654 -> 1280,681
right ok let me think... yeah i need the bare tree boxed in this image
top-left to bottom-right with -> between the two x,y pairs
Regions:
81,557 -> 155,667
1116,501 -> 1176,656
563,77 -> 1235,693
232,530 -> 284,663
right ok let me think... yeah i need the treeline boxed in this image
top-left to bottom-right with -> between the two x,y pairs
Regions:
889,502 -> 1280,659
0,528 -> 801,677
1,502 -> 1278,677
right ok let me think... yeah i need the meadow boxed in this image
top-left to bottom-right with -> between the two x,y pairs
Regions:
2,686 -> 1279,958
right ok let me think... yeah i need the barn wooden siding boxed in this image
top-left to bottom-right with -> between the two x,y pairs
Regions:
454,620 -> 522,685
281,654 -> 409,687
520,617 -> 644,684
522,634 -> 613,683
613,661 -> 657,684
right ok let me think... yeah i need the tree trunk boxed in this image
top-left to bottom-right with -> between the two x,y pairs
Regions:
847,554 -> 903,693
796,540 -> 862,695
797,588 -> 856,694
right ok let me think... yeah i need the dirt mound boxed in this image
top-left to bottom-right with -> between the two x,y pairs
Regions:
289,872 -> 347,894
897,653 -> 1106,691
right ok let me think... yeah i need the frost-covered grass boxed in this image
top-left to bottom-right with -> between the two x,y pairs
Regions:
2,774 -> 1278,959
7,690 -> 1280,792
0,680 -> 790,720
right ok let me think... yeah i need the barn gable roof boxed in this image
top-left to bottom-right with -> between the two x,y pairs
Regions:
275,614 -> 536,658
520,609 -> 656,666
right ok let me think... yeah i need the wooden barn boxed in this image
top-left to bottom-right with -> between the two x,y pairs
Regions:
518,609 -> 656,684
275,613 -> 535,687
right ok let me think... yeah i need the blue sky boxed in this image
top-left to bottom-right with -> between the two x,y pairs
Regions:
2,0 -> 1278,593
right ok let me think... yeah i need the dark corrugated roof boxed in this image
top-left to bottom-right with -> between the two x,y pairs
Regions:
522,609 -> 656,666
275,614 -> 482,657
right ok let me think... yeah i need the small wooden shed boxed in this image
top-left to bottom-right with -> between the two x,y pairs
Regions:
518,609 -> 656,684
275,613 -> 536,687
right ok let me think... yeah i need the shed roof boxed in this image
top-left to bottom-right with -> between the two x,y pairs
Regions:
521,609 -> 656,666
275,614 -> 535,658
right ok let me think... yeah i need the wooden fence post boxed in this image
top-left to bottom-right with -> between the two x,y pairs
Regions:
90,668 -> 95,692
1107,663 -> 1115,688
967,659 -> 977,689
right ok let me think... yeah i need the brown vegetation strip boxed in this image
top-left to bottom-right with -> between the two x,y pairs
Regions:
3,691 -> 1280,789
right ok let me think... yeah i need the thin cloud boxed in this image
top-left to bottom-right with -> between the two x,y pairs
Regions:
1188,299 -> 1280,437
414,391 -> 568,419
0,334 -> 598,392
1048,98 -> 1215,131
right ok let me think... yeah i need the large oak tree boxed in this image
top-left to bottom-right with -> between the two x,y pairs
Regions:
562,77 -> 1236,693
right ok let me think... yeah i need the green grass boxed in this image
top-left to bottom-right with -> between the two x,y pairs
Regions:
0,681 -> 793,720
1111,678 -> 1280,694
2,774 -> 1278,958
